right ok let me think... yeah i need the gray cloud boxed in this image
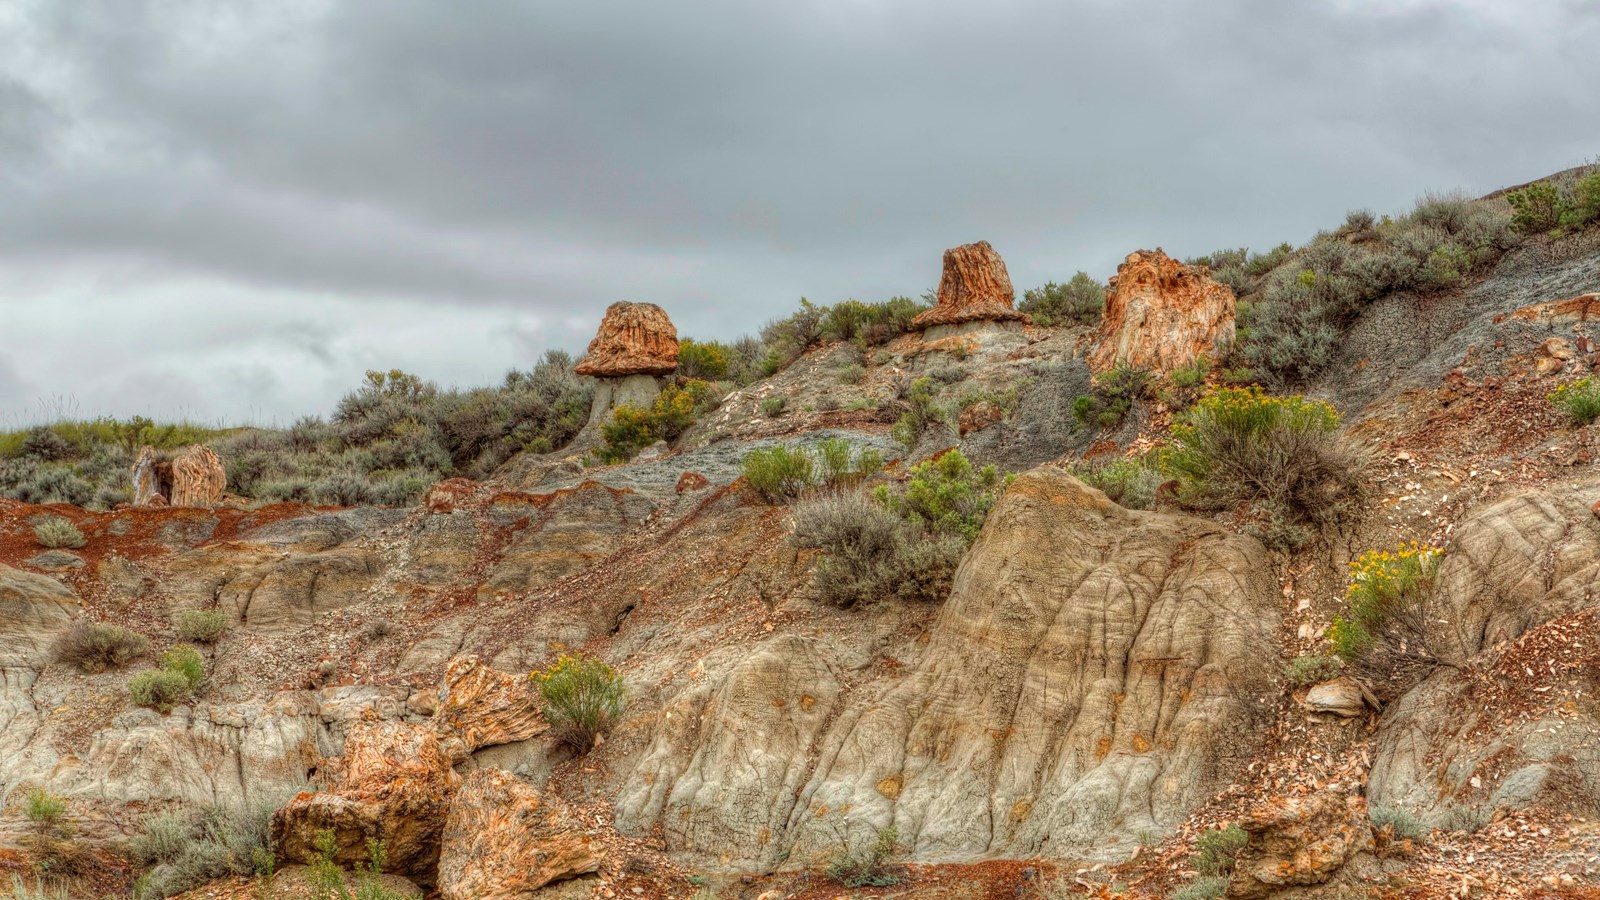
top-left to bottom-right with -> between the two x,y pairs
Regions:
2,0 -> 1597,423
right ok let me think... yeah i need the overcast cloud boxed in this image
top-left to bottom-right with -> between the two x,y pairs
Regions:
2,0 -> 1597,424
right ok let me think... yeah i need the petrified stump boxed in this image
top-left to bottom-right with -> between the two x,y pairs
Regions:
432,655 -> 547,763
437,769 -> 602,900
574,302 -> 678,378
1231,786 -> 1374,898
131,444 -> 225,507
271,720 -> 460,882
912,240 -> 1029,334
1089,248 -> 1235,376
575,302 -> 680,425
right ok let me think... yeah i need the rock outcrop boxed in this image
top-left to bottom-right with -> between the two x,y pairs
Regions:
437,769 -> 603,900
432,656 -> 546,763
620,469 -> 1281,867
911,241 -> 1029,334
575,302 -> 680,425
131,444 -> 226,507
1230,786 -> 1374,899
272,719 -> 460,881
0,564 -> 80,668
1089,249 -> 1235,375
1368,484 -> 1600,829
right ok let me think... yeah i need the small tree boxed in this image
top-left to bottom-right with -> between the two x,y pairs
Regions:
532,654 -> 627,752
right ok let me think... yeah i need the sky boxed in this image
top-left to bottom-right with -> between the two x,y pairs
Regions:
2,0 -> 1597,426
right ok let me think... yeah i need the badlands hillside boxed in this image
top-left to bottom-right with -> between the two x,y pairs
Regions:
3,171 -> 1600,900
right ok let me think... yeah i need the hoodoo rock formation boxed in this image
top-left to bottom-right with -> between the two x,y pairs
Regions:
574,301 -> 680,424
1089,248 -> 1235,375
130,444 -> 226,507
911,240 -> 1029,337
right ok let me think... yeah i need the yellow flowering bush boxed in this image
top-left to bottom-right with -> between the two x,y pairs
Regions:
596,379 -> 715,463
1330,542 -> 1444,689
1161,387 -> 1362,550
531,653 -> 627,752
1548,376 -> 1600,425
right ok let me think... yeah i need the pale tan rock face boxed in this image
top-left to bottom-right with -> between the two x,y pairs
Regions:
911,241 -> 1029,330
437,769 -> 603,900
573,302 -> 680,378
131,444 -> 225,507
272,720 -> 460,881
1368,484 -> 1600,828
1231,787 -> 1373,898
620,469 -> 1281,867
0,564 -> 80,667
432,655 -> 546,762
1089,248 -> 1235,375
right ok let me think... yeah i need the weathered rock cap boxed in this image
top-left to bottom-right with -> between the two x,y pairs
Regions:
573,302 -> 680,378
1090,248 -> 1235,375
911,241 -> 1029,330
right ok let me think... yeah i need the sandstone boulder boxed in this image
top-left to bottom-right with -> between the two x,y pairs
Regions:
272,719 -> 460,881
1089,249 -> 1235,375
432,655 -> 546,762
1302,677 -> 1372,718
437,769 -> 603,900
574,302 -> 679,378
911,241 -> 1029,332
1230,786 -> 1373,899
131,444 -> 226,508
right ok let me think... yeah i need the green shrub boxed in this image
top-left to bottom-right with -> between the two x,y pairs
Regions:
31,517 -> 84,549
302,830 -> 406,900
162,646 -> 206,691
1508,180 -> 1561,233
1172,876 -> 1229,900
1282,653 -> 1342,688
4,873 -> 72,900
760,396 -> 787,418
1193,823 -> 1247,876
596,381 -> 709,463
19,786 -> 80,876
1072,363 -> 1149,429
129,670 -> 196,714
875,449 -> 1005,541
791,492 -> 966,608
1161,387 -> 1362,549
129,646 -> 206,712
174,609 -> 229,644
676,338 -> 730,380
1239,193 -> 1515,385
52,621 -> 149,673
742,445 -> 816,502
1019,272 -> 1106,326
1549,377 -> 1600,425
532,654 -> 627,753
835,363 -> 866,385
1067,457 -> 1163,510
1371,806 -> 1428,843
23,788 -> 66,829
1160,355 -> 1212,411
826,825 -> 901,888
890,376 -> 949,450
1563,169 -> 1600,229
741,440 -> 882,504
1329,543 -> 1445,691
